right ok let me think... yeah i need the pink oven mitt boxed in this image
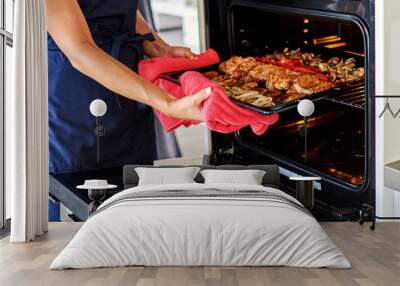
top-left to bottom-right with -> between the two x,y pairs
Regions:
152,78 -> 193,131
140,48 -> 220,82
139,48 -> 220,132
180,72 -> 279,135
138,48 -> 279,135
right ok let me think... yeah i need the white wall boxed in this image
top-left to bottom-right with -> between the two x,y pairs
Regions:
384,100 -> 400,164
383,0 -> 400,164
375,0 -> 400,217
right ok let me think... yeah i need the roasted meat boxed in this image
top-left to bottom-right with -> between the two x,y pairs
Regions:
326,57 -> 365,82
218,56 -> 258,79
248,63 -> 333,94
203,71 -> 220,79
248,64 -> 298,90
269,48 -> 365,83
288,73 -> 334,94
202,48 -> 364,109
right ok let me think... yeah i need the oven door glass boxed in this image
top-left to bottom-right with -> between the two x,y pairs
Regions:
228,2 -> 368,188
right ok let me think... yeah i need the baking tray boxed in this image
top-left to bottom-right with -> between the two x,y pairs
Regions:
159,65 -> 362,115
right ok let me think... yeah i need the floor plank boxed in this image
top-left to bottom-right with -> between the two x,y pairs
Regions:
0,222 -> 399,286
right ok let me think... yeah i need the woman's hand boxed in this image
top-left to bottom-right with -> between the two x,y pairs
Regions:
136,11 -> 197,58
165,87 -> 212,121
143,40 -> 197,59
161,46 -> 197,59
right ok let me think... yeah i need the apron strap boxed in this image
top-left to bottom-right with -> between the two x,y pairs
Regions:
109,32 -> 155,109
91,23 -> 155,109
110,32 -> 155,59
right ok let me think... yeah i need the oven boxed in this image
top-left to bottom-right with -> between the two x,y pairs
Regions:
204,0 -> 375,220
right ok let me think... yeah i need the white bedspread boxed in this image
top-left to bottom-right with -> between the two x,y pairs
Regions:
50,183 -> 351,269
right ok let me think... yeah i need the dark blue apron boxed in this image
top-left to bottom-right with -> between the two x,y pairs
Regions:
48,0 -> 157,173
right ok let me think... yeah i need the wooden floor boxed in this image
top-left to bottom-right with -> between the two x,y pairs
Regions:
0,222 -> 399,286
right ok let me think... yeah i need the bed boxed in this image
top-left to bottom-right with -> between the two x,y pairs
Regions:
50,165 -> 350,269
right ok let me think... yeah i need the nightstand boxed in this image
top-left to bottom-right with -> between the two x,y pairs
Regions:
289,176 -> 321,210
49,166 -> 124,221
77,180 -> 117,216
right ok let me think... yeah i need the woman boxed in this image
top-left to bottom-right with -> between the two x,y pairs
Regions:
47,0 -> 209,173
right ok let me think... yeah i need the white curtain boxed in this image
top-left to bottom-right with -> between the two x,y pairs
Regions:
7,0 -> 48,242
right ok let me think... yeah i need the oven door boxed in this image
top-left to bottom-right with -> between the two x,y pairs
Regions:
206,0 -> 374,210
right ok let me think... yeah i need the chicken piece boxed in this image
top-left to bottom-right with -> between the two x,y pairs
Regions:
265,90 -> 282,98
202,71 -> 232,84
248,64 -> 280,81
218,56 -> 258,79
248,64 -> 298,91
203,71 -> 220,80
288,73 -> 333,94
214,74 -> 230,82
253,88 -> 270,96
266,74 -> 292,91
220,78 -> 239,87
239,72 -> 257,84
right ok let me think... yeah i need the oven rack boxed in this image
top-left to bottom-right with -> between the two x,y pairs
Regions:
325,82 -> 365,109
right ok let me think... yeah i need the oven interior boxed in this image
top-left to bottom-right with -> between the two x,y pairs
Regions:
229,4 -> 366,59
218,3 -> 369,190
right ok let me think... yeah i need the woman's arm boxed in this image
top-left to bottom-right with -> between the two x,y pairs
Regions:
136,11 -> 196,58
46,0 -> 209,120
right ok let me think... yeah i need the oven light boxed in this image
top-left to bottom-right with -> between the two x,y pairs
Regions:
303,18 -> 309,24
344,50 -> 365,57
324,42 -> 347,49
303,29 -> 309,33
313,35 -> 341,45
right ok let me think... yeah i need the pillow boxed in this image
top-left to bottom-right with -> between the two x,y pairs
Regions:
200,169 -> 266,185
135,167 -> 201,186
